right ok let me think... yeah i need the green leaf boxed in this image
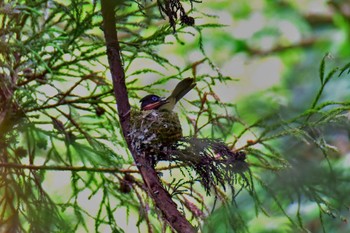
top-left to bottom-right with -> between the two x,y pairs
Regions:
319,53 -> 328,84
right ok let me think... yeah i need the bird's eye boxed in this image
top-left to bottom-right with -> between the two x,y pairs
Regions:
151,96 -> 158,101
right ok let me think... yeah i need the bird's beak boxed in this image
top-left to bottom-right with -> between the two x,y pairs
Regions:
142,98 -> 169,110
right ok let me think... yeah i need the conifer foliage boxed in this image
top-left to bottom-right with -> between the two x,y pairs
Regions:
1,0 -> 350,232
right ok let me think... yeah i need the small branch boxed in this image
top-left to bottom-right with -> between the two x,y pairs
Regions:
0,162 -> 139,173
248,37 -> 317,56
0,162 -> 185,173
25,89 -> 113,113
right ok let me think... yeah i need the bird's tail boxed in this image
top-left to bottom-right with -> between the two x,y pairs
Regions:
169,77 -> 196,103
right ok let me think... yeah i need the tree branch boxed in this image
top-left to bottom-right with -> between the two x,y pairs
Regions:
100,1 -> 196,232
0,162 -> 186,173
0,162 -> 137,173
248,37 -> 317,56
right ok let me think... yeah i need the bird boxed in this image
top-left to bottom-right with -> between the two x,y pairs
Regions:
131,78 -> 248,190
139,77 -> 196,111
130,77 -> 196,156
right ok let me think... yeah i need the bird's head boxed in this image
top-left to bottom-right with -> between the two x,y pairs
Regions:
139,94 -> 168,111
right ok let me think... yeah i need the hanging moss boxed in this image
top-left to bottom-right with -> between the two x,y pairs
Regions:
169,137 -> 248,193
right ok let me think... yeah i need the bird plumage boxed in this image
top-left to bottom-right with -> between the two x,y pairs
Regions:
131,77 -> 196,156
140,77 -> 196,111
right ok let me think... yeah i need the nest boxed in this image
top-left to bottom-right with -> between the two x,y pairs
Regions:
129,109 -> 249,193
129,109 -> 182,154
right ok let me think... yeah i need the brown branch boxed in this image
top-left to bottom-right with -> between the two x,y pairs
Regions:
248,37 -> 317,56
100,1 -> 196,232
0,162 -> 186,174
0,162 -> 140,173
25,89 -> 113,113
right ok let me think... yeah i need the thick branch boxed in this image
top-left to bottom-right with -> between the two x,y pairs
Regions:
100,1 -> 196,232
